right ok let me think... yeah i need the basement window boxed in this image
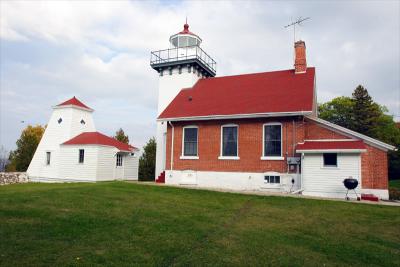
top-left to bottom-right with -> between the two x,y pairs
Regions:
323,153 -> 337,167
264,175 -> 280,184
79,149 -> 84,164
116,154 -> 123,167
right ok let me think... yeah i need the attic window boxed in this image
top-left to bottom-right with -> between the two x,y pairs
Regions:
58,118 -> 62,124
80,119 -> 85,125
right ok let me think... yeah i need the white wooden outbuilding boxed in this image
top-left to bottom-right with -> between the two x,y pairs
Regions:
27,97 -> 139,182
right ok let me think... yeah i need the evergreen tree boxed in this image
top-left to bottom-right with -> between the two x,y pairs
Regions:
139,137 -> 156,181
318,85 -> 400,179
7,125 -> 45,171
352,85 -> 381,136
114,128 -> 129,144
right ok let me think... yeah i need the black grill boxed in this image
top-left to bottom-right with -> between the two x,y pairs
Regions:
343,177 -> 360,200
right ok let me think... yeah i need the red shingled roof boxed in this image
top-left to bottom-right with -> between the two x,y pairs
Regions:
57,97 -> 91,110
296,140 -> 366,151
159,68 -> 315,120
63,132 -> 136,152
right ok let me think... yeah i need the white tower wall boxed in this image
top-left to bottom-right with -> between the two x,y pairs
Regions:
155,66 -> 202,179
27,106 -> 95,181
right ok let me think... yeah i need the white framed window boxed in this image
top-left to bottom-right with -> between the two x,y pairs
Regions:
264,175 -> 280,184
116,154 -> 123,167
323,153 -> 337,167
261,123 -> 283,160
181,126 -> 199,159
219,124 -> 239,160
79,149 -> 84,164
46,152 -> 51,165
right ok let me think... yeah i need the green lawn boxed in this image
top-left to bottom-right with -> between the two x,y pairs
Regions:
0,182 -> 399,266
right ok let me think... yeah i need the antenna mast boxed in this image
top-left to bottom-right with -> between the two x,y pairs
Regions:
284,16 -> 310,43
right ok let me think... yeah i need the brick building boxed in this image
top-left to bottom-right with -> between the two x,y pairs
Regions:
150,23 -> 395,199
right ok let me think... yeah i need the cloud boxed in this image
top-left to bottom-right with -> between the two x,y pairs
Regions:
1,0 -> 399,151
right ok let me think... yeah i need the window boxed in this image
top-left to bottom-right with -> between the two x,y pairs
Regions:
264,175 -> 280,184
116,154 -> 123,167
171,37 -> 178,47
188,37 -> 197,46
323,153 -> 337,167
80,119 -> 85,125
46,152 -> 51,165
178,36 -> 188,47
264,124 -> 282,157
58,118 -> 62,124
221,125 -> 238,157
79,149 -> 84,163
183,127 -> 198,157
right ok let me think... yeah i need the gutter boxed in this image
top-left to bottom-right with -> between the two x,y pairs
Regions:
158,111 -> 313,122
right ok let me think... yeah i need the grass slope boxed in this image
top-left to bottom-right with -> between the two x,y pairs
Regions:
0,182 -> 399,266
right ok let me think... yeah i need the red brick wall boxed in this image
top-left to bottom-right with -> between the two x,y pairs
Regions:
361,145 -> 388,189
304,121 -> 350,140
166,117 -> 305,173
165,117 -> 388,189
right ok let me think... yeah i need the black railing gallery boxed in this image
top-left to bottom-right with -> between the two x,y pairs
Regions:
150,45 -> 216,74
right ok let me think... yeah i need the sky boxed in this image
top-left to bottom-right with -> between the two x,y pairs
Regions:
1,0 -> 399,152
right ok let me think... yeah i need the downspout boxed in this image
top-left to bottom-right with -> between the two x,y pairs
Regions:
168,121 -> 174,171
292,153 -> 305,194
292,119 -> 295,156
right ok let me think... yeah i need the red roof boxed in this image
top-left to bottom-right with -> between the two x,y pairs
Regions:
177,23 -> 198,37
57,97 -> 91,110
63,132 -> 136,151
159,68 -> 315,120
296,140 -> 366,151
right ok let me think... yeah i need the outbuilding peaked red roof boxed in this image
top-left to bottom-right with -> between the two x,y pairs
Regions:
296,140 -> 366,151
57,97 -> 91,110
158,68 -> 315,120
63,132 -> 136,152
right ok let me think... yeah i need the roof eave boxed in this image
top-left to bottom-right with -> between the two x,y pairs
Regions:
53,105 -> 94,112
296,149 -> 367,153
306,116 -> 396,151
158,111 -> 313,122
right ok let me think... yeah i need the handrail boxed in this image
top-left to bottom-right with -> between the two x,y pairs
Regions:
150,45 -> 216,74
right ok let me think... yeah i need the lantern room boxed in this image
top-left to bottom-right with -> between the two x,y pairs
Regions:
169,23 -> 202,48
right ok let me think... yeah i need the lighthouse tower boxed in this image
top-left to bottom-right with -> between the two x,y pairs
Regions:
150,22 -> 216,180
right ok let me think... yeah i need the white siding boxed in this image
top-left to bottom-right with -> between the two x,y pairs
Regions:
96,146 -> 118,181
27,106 -> 95,180
302,153 -> 361,198
58,145 -> 98,181
123,154 -> 139,180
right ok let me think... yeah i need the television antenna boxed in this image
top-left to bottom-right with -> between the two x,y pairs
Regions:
284,16 -> 310,43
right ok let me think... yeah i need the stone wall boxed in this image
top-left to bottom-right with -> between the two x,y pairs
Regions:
0,172 -> 29,185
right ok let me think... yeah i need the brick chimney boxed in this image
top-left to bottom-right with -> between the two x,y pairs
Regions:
294,40 -> 307,74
